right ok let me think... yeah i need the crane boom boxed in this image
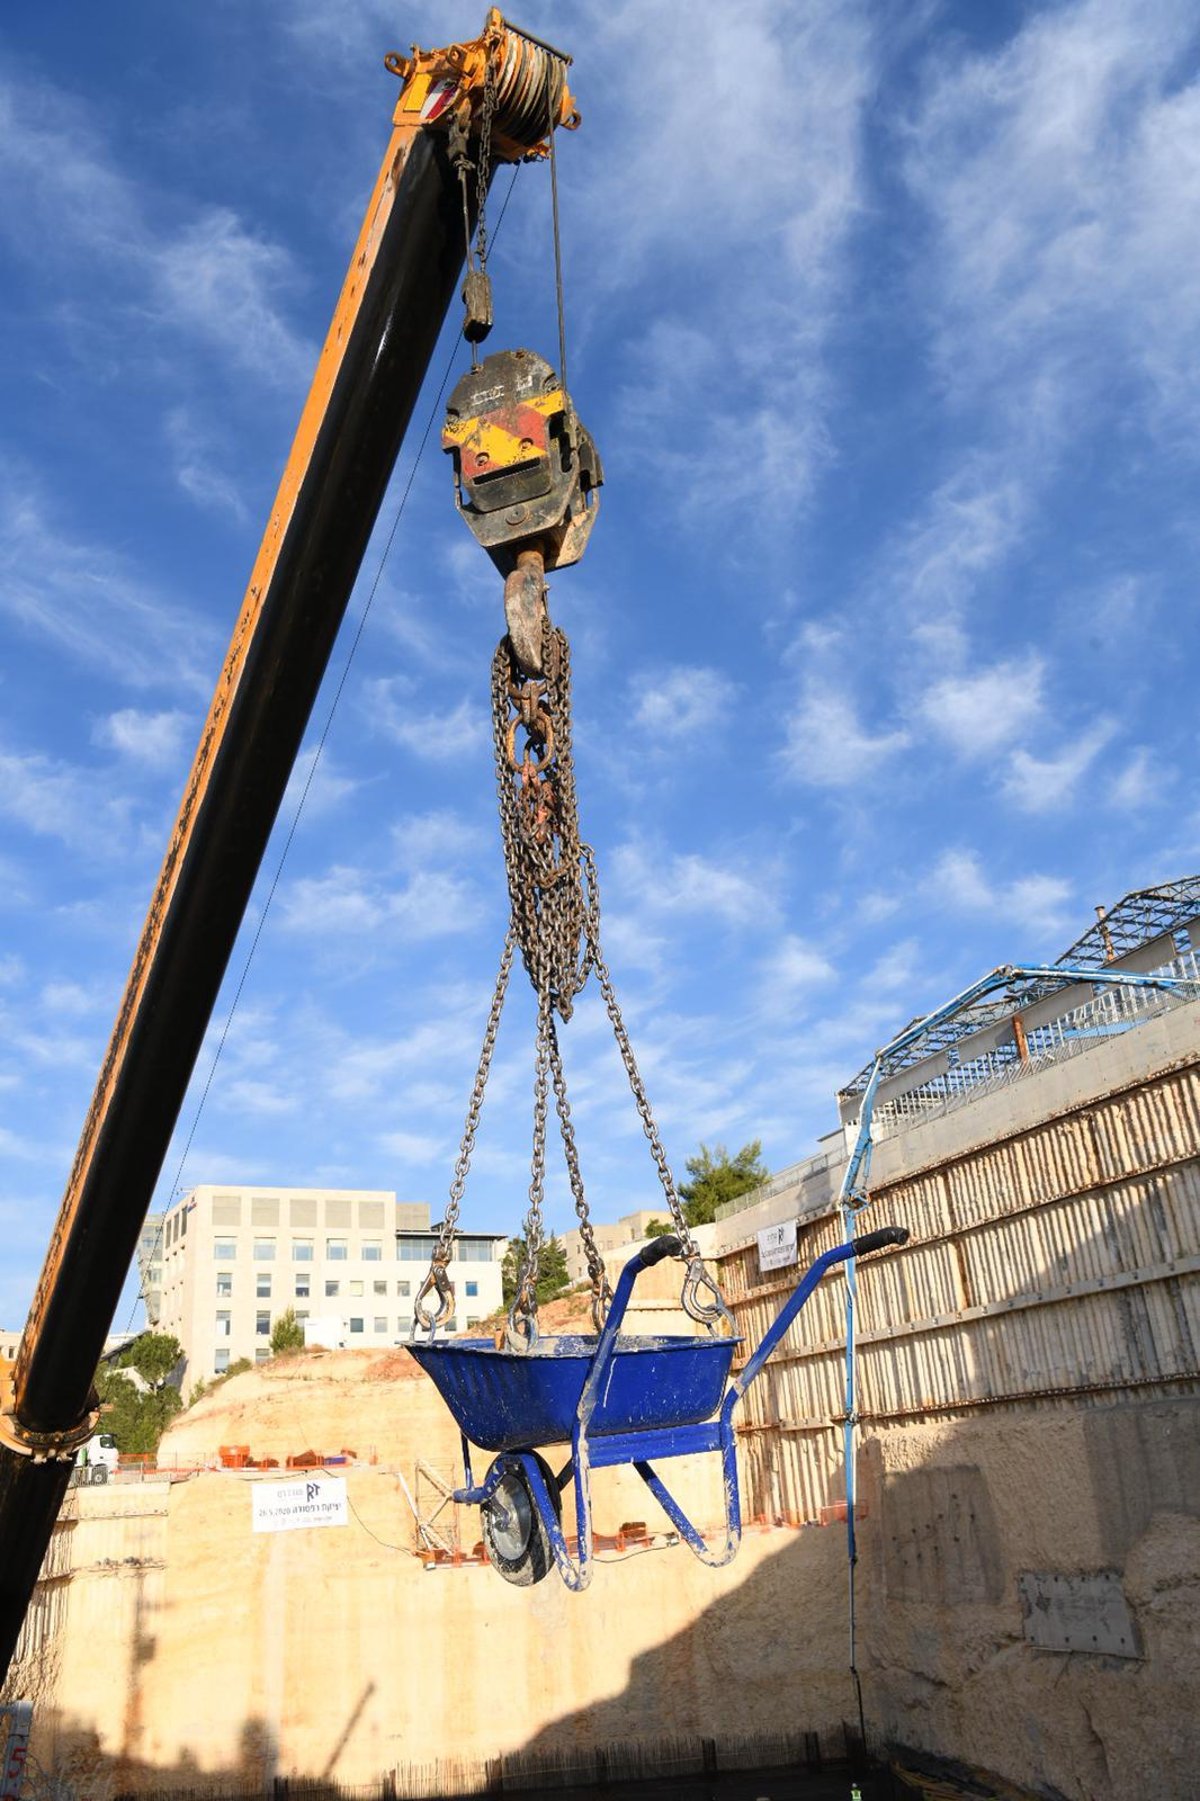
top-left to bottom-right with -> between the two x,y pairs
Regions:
0,11 -> 578,1684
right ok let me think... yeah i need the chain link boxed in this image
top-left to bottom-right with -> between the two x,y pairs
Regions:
419,605 -> 731,1345
413,934 -> 514,1333
492,623 -> 594,1020
475,34 -> 498,275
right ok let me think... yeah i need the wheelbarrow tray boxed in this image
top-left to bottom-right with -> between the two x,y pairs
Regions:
407,1332 -> 740,1452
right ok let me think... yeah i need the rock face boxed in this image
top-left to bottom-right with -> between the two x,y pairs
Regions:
21,1351 -> 1200,1797
27,1348 -> 853,1793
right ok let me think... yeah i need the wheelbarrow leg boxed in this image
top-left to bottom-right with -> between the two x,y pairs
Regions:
632,1416 -> 742,1568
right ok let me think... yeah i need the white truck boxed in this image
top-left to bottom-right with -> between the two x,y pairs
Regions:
73,1432 -> 119,1483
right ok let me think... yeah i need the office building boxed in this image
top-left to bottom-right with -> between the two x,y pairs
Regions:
143,1185 -> 506,1382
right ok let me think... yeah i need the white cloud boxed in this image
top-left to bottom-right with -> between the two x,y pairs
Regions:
281,866 -> 483,940
282,747 -> 361,822
866,939 -> 921,992
93,709 -> 192,766
629,666 -> 736,741
154,210 -> 312,390
0,747 -> 135,855
365,679 -> 488,762
391,810 -> 487,872
920,655 -> 1044,758
224,1079 -> 299,1118
0,66 -> 313,391
932,848 -> 993,914
1109,746 -> 1167,811
377,1128 -> 443,1165
757,935 -> 837,1013
40,981 -> 96,1018
613,843 -> 776,930
581,0 -> 876,521
1003,718 -> 1116,813
780,686 -> 910,789
0,474 -> 214,694
929,849 -> 1073,939
904,0 -> 1200,423
886,462 -> 1031,632
164,408 -> 251,523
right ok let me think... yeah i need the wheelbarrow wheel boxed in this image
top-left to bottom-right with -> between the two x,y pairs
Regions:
481,1454 -> 559,1587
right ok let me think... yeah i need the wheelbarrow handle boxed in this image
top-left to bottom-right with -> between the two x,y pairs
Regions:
636,1233 -> 683,1268
722,1224 -> 910,1420
852,1225 -> 909,1256
576,1234 -> 683,1433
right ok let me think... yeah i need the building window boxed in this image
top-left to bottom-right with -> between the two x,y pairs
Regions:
325,1280 -> 340,1298
373,1316 -> 387,1334
214,1348 -> 230,1374
256,1274 -> 272,1299
256,1347 -> 269,1363
362,1242 -> 382,1262
216,1311 -> 231,1338
454,1237 -> 494,1262
292,1241 -> 314,1262
295,1274 -> 311,1300
349,1318 -> 364,1335
397,1280 -> 411,1297
216,1272 -> 232,1297
326,1239 -> 348,1261
256,1311 -> 271,1336
253,1240 -> 275,1262
296,1310 -> 309,1323
180,1209 -> 188,1236
374,1279 -> 388,1296
349,1280 -> 363,1297
467,1317 -> 480,1328
465,1281 -> 478,1297
215,1239 -> 236,1261
398,1239 -> 432,1261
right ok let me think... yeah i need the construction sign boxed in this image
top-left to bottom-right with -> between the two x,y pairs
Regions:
251,1476 -> 348,1535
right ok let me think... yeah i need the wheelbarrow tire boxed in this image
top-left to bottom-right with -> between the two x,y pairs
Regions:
481,1454 -> 559,1587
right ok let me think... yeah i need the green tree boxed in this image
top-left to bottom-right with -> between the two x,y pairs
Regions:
678,1140 -> 768,1227
501,1233 -> 570,1306
117,1331 -> 182,1390
96,1369 -> 182,1454
644,1218 -> 673,1238
270,1308 -> 305,1354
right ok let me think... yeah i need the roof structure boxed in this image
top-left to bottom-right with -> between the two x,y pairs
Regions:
839,876 -> 1200,1102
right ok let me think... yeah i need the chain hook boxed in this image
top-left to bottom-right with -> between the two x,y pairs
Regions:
682,1255 -> 738,1335
413,1260 -> 456,1336
505,1287 -> 540,1353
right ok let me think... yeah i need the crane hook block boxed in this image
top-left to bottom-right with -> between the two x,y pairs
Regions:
442,348 -> 603,576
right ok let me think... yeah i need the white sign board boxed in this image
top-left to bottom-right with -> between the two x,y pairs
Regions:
1,1702 -> 32,1801
251,1476 -> 348,1535
757,1219 -> 798,1273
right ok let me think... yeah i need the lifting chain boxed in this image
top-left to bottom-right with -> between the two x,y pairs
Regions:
449,28 -> 499,361
416,602 -> 735,1347
492,619 -> 593,1017
413,933 -> 514,1333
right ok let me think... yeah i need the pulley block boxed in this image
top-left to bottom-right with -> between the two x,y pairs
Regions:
442,348 -> 602,577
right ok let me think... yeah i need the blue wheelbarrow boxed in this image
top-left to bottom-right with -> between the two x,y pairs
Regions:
407,1223 -> 908,1589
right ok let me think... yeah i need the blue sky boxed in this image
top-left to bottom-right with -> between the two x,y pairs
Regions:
2,0 -> 1199,1329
